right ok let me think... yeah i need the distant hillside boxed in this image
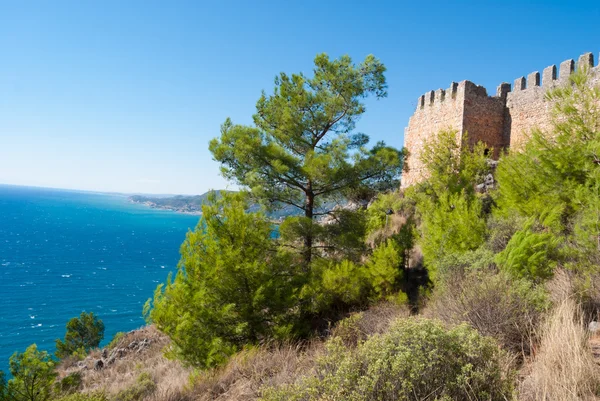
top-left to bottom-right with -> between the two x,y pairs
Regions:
129,192 -> 222,214
129,191 -> 302,219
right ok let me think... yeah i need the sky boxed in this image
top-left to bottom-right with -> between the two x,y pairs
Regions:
1,1 -> 599,195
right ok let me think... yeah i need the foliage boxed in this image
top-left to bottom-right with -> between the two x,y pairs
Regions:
319,260 -> 369,306
319,209 -> 368,262
114,372 -> 156,401
5,344 -> 57,401
495,69 -> 600,275
416,129 -> 490,197
495,222 -> 559,281
55,312 -> 105,359
262,318 -> 513,401
419,190 -> 487,282
408,129 -> 492,284
145,192 -> 299,368
297,258 -> 369,317
365,191 -> 405,234
209,53 -> 404,266
365,239 -> 403,297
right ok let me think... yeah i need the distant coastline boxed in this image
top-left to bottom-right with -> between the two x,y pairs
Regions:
129,192 -> 302,221
128,194 -> 207,215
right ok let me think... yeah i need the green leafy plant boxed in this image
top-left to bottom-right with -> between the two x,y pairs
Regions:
495,223 -> 559,281
262,318 -> 514,401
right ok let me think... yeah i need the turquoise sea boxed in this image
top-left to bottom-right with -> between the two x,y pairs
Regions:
0,185 -> 199,373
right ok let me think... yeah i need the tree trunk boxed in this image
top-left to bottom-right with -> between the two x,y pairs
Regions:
303,183 -> 314,269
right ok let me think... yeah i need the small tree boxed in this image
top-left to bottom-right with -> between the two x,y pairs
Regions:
55,312 -> 105,359
408,129 -> 491,283
145,192 -> 298,368
6,344 -> 57,401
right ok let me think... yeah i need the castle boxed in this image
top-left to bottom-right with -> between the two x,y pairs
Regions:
400,52 -> 600,188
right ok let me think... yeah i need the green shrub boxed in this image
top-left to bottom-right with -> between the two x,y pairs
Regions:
320,260 -> 369,305
365,191 -> 405,234
114,372 -> 156,401
495,223 -> 559,281
262,318 -> 514,401
365,239 -> 403,297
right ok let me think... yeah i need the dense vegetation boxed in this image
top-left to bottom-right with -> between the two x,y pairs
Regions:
3,57 -> 600,401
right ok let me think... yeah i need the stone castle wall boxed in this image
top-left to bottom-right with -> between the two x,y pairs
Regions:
401,52 -> 600,188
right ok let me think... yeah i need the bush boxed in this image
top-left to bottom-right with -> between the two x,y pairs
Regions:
495,223 -> 559,281
427,269 -> 548,356
145,192 -> 299,368
365,239 -> 403,297
318,259 -> 369,306
114,372 -> 156,401
262,318 -> 514,401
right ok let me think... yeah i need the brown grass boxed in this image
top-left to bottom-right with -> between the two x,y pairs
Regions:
366,214 -> 408,251
519,299 -> 600,401
425,269 -> 544,357
57,326 -> 193,401
188,341 -> 322,401
330,301 -> 411,346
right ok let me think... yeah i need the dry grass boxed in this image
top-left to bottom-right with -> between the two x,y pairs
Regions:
188,341 -> 323,401
545,268 -> 575,304
57,326 -> 193,401
425,269 -> 544,357
366,213 -> 407,247
519,299 -> 600,401
330,301 -> 411,346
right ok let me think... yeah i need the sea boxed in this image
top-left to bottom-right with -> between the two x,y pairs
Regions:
0,184 -> 200,374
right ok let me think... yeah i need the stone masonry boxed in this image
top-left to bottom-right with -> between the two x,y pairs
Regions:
401,52 -> 600,188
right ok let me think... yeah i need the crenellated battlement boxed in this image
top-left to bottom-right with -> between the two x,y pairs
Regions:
401,51 -> 600,188
416,82 -> 458,110
414,80 -> 494,112
505,52 -> 596,93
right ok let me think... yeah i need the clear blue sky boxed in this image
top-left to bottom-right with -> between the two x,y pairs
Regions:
1,1 -> 599,195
